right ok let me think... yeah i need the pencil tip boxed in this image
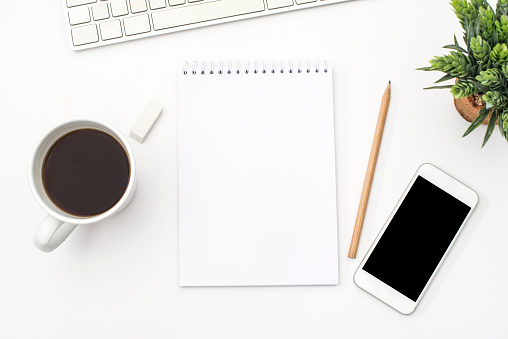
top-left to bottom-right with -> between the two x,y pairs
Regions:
389,80 -> 391,84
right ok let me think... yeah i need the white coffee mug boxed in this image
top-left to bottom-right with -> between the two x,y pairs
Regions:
28,117 -> 137,252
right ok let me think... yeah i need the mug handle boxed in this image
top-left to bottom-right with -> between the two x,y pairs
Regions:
34,215 -> 78,252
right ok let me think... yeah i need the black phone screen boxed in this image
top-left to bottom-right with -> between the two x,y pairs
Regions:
362,176 -> 471,301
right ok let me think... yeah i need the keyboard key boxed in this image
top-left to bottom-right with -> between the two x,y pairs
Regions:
99,20 -> 123,40
129,0 -> 147,13
92,3 -> 110,20
67,0 -> 97,8
149,0 -> 167,10
111,0 -> 129,16
123,14 -> 151,35
152,0 -> 265,30
71,24 -> 99,45
266,0 -> 294,9
168,0 -> 185,5
296,0 -> 316,3
68,6 -> 91,25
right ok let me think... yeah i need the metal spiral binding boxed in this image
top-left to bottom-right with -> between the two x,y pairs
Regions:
183,60 -> 329,75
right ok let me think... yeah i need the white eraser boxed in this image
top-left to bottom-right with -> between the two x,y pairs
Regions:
130,100 -> 164,143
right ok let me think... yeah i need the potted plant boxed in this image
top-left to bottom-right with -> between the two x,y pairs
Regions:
419,0 -> 508,146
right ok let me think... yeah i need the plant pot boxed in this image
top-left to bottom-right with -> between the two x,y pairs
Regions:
453,93 -> 491,125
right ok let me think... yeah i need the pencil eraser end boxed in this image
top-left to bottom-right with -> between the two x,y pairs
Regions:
130,100 -> 164,143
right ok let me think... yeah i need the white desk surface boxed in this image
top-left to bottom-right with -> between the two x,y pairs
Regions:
2,0 -> 507,338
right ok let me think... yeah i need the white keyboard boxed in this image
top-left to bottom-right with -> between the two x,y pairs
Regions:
64,0 -> 354,50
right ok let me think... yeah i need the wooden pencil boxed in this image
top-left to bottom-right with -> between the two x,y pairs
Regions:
348,81 -> 391,259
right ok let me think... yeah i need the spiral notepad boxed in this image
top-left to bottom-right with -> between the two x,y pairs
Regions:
178,61 -> 338,286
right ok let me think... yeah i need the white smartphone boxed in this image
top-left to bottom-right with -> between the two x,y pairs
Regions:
354,163 -> 478,315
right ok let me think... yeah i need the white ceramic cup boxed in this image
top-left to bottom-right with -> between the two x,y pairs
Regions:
28,117 -> 137,252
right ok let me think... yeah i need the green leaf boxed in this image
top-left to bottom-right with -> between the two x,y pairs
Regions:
490,43 -> 508,63
464,18 -> 482,70
427,52 -> 473,77
482,111 -> 497,147
470,35 -> 491,67
443,44 -> 468,54
495,15 -> 508,42
498,109 -> 506,138
423,85 -> 454,90
451,79 -> 479,98
469,79 -> 489,92
497,0 -> 508,18
477,69 -> 506,90
463,106 -> 490,137
479,6 -> 497,45
435,74 -> 456,83
483,90 -> 508,108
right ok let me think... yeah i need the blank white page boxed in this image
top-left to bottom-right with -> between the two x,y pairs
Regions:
178,62 -> 338,286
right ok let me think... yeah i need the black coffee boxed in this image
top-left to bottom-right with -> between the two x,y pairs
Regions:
42,128 -> 130,217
